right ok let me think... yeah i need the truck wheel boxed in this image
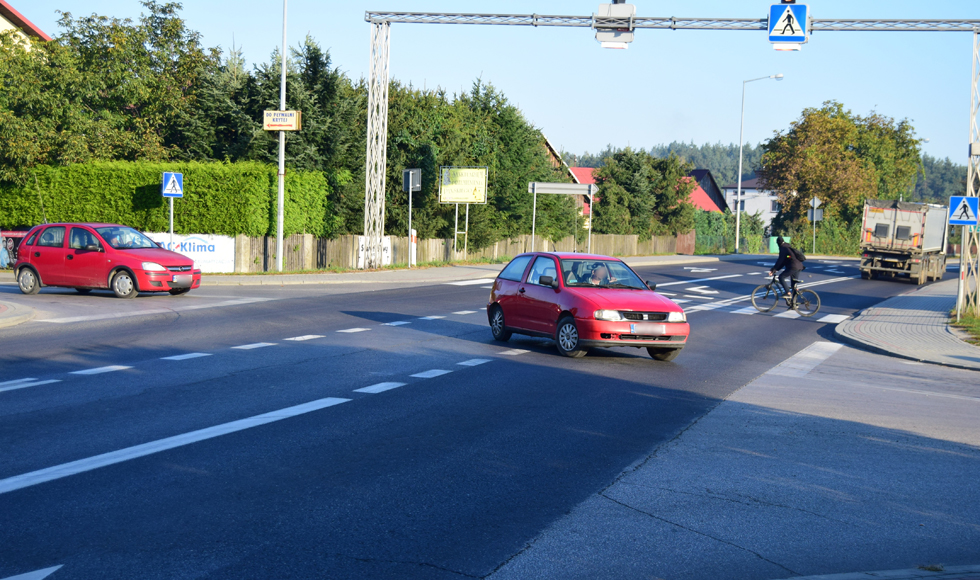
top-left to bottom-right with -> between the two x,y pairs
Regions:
861,270 -> 872,280
916,269 -> 926,285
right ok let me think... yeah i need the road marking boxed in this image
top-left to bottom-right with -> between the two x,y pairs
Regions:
446,278 -> 497,286
382,321 -> 410,326
418,316 -> 445,320
0,379 -> 61,394
867,384 -> 980,403
354,382 -> 406,394
683,267 -> 717,273
767,341 -> 843,378
161,353 -> 212,361
337,328 -> 370,333
284,335 -> 325,341
0,397 -> 351,495
453,310 -> 477,315
673,299 -> 691,304
818,314 -> 849,324
686,286 -> 719,295
0,565 -> 63,580
683,276 -> 857,317
70,365 -> 132,375
732,307 -> 758,315
499,349 -> 529,356
39,297 -> 275,324
658,292 -> 677,296
458,358 -> 491,366
657,274 -> 742,287
688,303 -> 724,312
684,295 -> 714,300
774,310 -> 801,319
232,342 -> 276,350
411,369 -> 452,379
481,286 -> 493,289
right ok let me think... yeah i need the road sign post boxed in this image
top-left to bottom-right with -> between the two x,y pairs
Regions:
161,172 -> 184,249
949,195 -> 980,320
403,168 -> 421,267
439,167 -> 488,259
808,197 -> 823,254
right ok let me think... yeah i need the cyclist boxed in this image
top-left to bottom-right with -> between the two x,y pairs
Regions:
769,236 -> 804,306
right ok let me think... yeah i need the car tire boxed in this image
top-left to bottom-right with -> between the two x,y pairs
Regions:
555,316 -> 587,358
489,306 -> 512,342
75,288 -> 92,294
168,288 -> 191,296
647,347 -> 681,362
17,268 -> 40,295
111,270 -> 138,299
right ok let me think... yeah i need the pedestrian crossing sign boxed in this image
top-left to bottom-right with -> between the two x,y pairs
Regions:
768,4 -> 809,44
948,196 -> 979,226
162,172 -> 184,198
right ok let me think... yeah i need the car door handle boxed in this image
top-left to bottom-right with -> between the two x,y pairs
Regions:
67,255 -> 73,260
34,252 -> 40,257
519,287 -> 525,293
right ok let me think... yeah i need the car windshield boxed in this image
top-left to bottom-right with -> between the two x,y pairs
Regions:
95,226 -> 157,250
559,259 -> 647,289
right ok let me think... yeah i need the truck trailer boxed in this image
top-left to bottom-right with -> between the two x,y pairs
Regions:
859,200 -> 948,285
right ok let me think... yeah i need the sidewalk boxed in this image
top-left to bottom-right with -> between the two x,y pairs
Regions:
835,278 -> 980,371
0,300 -> 34,329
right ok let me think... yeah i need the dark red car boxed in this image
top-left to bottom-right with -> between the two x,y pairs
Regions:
487,253 -> 690,360
14,223 -> 201,298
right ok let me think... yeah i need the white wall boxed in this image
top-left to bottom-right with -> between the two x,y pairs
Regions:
723,187 -> 780,231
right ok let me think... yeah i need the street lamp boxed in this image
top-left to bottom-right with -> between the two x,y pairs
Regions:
735,73 -> 783,254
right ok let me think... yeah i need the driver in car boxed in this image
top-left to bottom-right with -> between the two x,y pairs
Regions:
589,263 -> 617,285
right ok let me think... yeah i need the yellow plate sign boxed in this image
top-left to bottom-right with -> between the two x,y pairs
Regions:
263,110 -> 302,131
439,167 -> 488,204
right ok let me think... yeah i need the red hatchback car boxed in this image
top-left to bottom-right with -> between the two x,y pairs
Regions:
487,253 -> 690,360
14,223 -> 202,298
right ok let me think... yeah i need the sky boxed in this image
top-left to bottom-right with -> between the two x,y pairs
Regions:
18,0 -> 980,168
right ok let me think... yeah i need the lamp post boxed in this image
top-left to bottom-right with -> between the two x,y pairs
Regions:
735,73 -> 783,253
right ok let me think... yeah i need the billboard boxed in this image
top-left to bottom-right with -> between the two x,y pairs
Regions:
146,233 -> 236,273
439,167 -> 488,204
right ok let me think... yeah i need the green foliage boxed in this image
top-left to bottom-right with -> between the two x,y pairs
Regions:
914,154 -> 967,203
0,162 -> 335,237
593,149 -> 696,237
693,208 -> 764,254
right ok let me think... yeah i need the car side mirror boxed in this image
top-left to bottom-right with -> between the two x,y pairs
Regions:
85,244 -> 101,252
646,280 -> 657,291
539,275 -> 558,289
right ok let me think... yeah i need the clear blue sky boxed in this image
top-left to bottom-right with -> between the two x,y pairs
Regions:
19,0 -> 980,167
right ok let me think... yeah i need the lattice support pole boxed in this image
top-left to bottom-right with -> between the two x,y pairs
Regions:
363,21 -> 391,269
961,28 -> 980,317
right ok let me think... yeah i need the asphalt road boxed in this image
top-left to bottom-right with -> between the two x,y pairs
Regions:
0,257 -> 946,579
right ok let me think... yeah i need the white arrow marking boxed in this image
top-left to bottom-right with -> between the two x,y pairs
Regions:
683,267 -> 716,273
687,286 -> 719,295
0,565 -> 63,580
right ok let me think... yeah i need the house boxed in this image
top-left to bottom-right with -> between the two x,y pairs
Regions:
568,166 -> 596,228
722,177 -> 781,231
686,169 -> 726,213
0,1 -> 51,46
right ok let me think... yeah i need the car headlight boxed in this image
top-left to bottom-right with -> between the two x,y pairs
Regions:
594,309 -> 624,321
141,262 -> 166,272
667,311 -> 687,323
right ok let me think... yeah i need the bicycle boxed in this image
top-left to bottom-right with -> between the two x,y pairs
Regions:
751,274 -> 821,316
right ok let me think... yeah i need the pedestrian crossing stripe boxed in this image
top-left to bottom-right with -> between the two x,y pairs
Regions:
161,172 -> 184,198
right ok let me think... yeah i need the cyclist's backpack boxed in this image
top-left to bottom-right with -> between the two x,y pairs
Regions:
791,246 -> 807,269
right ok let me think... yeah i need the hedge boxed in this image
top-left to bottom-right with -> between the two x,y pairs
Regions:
0,161 -> 336,237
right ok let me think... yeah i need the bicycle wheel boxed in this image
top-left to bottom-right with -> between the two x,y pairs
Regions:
794,289 -> 821,317
751,284 -> 778,312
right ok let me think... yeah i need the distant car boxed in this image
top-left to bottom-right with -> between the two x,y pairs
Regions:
487,252 -> 689,360
14,223 -> 201,298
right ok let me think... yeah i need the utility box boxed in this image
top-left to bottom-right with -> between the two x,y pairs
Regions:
859,199 -> 948,285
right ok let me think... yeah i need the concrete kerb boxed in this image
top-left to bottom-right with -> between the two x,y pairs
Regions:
0,300 -> 35,328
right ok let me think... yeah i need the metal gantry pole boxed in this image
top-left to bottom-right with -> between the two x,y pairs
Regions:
960,27 -> 980,319
735,81 -> 747,254
276,0 -> 288,272
363,21 -> 391,269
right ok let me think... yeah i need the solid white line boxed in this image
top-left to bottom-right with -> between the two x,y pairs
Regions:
688,303 -> 724,312
774,310 -> 801,319
0,397 -> 351,495
446,278 -> 497,286
481,286 -> 493,289
411,369 -> 452,379
453,310 -> 477,315
818,314 -> 850,324
766,341 -> 843,378
232,343 -> 276,350
499,349 -> 529,356
354,382 -> 406,394
658,292 -> 677,296
70,365 -> 132,375
672,299 -> 691,304
0,565 -> 64,580
284,335 -> 325,341
39,298 -> 275,324
337,328 -> 370,333
418,316 -> 445,320
684,295 -> 715,300
161,353 -> 212,361
382,321 -> 410,326
657,274 -> 742,287
732,307 -> 758,315
0,378 -> 36,387
457,358 -> 491,366
0,380 -> 61,394
686,286 -> 719,295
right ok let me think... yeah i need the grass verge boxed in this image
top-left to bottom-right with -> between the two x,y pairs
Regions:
950,312 -> 980,345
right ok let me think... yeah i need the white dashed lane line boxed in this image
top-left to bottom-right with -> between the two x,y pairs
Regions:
446,278 -> 497,286
418,316 -> 445,320
354,382 -> 407,394
817,314 -> 849,324
411,369 -> 452,379
457,359 -> 491,367
453,311 -> 477,315
231,343 -> 276,350
382,321 -> 410,326
499,349 -> 529,356
284,335 -> 325,341
70,365 -> 132,375
161,353 -> 212,361
0,379 -> 61,394
337,328 -> 370,333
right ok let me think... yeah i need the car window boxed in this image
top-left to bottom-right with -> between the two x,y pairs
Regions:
559,259 -> 646,289
527,256 -> 559,286
24,231 -> 38,246
36,226 -> 65,248
95,226 -> 157,249
70,228 -> 101,250
498,255 -> 533,282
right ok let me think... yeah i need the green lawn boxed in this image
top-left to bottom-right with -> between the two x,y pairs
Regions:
952,312 -> 980,345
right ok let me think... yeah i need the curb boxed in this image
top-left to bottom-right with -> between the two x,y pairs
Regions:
0,300 -> 35,328
771,564 -> 980,580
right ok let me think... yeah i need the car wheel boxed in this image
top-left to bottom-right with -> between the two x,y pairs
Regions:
489,306 -> 512,342
111,270 -> 138,299
647,347 -> 681,362
555,316 -> 587,358
75,288 -> 92,294
168,288 -> 191,296
18,268 -> 40,295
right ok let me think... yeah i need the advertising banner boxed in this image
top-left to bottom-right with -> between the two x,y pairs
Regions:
146,233 -> 236,273
439,167 -> 488,204
1,231 -> 26,268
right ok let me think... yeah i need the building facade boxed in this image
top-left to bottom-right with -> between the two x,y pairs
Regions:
0,1 -> 51,46
722,177 -> 781,233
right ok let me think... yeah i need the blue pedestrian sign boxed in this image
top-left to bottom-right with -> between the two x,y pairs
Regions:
769,4 -> 809,44
948,196 -> 979,226
161,172 -> 184,198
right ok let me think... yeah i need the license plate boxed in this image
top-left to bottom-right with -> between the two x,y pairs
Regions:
172,274 -> 193,287
629,322 -> 666,335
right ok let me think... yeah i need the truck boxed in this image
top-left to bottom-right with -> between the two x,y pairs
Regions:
859,199 -> 948,285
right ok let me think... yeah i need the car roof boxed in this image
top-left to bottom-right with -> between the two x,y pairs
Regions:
520,252 -> 620,261
33,223 -> 125,228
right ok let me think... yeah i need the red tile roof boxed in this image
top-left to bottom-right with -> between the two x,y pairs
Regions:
569,167 -> 597,185
0,1 -> 51,41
